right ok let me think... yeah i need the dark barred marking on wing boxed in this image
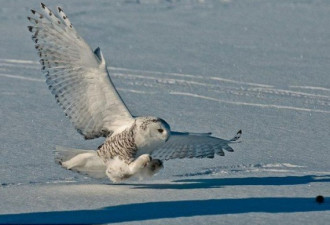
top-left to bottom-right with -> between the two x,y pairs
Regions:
27,3 -> 133,139
151,130 -> 242,160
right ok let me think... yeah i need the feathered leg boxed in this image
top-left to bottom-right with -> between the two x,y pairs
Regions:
105,154 -> 164,182
128,154 -> 152,174
136,159 -> 164,179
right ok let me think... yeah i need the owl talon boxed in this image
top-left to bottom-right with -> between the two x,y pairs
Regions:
136,158 -> 164,179
142,154 -> 152,167
129,154 -> 152,173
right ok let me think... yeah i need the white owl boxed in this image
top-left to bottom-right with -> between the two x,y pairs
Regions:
27,3 -> 242,182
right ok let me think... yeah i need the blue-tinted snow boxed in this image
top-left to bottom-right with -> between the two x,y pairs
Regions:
0,0 -> 329,224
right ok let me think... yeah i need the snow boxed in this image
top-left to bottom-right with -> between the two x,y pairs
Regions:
0,0 -> 329,224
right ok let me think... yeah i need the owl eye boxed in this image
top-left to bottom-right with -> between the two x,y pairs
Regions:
157,129 -> 164,133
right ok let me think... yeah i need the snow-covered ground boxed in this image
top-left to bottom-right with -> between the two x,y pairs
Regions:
0,0 -> 329,224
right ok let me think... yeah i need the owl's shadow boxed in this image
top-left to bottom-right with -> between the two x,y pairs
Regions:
126,175 -> 330,189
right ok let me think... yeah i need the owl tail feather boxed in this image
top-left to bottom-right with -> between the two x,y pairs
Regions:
54,146 -> 107,179
54,145 -> 94,165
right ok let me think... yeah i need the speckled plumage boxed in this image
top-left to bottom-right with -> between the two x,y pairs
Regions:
28,3 -> 242,182
97,123 -> 137,163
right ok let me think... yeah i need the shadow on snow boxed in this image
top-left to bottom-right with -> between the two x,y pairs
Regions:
1,175 -> 329,224
0,197 -> 329,224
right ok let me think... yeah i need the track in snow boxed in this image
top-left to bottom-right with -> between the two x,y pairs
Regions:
1,58 -> 330,115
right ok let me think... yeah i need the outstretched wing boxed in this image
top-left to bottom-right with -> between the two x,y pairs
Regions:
27,3 -> 133,139
151,130 -> 242,160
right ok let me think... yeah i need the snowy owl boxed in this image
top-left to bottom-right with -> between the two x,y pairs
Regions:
27,3 -> 242,182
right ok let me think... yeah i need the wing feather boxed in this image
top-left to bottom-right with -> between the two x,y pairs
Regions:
152,130 -> 242,160
28,4 -> 134,139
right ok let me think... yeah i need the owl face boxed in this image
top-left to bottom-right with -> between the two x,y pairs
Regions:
134,117 -> 171,153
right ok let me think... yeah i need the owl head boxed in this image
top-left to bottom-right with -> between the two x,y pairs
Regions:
134,116 -> 171,152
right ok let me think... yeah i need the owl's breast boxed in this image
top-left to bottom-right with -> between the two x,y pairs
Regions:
135,140 -> 165,157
